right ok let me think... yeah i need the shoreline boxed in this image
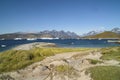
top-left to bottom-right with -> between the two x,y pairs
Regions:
12,42 -> 57,50
0,39 -> 120,52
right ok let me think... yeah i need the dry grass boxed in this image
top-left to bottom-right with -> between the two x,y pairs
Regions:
0,47 -> 94,74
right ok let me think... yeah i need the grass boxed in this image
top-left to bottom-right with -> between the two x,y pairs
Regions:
55,65 -> 72,72
87,66 -> 120,80
101,47 -> 120,61
87,59 -> 103,64
0,47 -> 95,74
55,65 -> 77,76
86,47 -> 120,80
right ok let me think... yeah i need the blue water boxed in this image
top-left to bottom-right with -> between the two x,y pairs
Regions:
0,39 -> 120,52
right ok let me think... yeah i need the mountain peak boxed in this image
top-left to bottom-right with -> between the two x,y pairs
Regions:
83,30 -> 103,36
111,27 -> 120,34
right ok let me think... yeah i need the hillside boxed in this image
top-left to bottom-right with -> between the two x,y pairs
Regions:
85,31 -> 120,39
83,27 -> 120,37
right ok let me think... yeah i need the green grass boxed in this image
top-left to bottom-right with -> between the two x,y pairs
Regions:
87,66 -> 120,80
55,65 -> 72,72
86,47 -> 120,80
55,65 -> 77,76
101,47 -> 120,61
0,47 -> 94,74
87,59 -> 103,64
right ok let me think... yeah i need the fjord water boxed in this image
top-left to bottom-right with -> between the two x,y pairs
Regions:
0,39 -> 120,52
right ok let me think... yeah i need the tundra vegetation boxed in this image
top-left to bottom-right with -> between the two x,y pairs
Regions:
1,47 -> 120,80
87,66 -> 120,80
101,47 -> 120,61
0,47 -> 93,73
87,47 -> 120,80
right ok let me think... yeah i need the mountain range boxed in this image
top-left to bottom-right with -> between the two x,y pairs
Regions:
0,27 -> 120,39
0,30 -> 80,39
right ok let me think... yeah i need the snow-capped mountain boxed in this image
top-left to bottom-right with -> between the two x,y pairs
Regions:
111,27 -> 120,34
83,30 -> 103,37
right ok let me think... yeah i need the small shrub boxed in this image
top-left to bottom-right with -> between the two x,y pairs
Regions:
27,53 -> 34,60
55,65 -> 69,72
55,65 -> 77,76
88,59 -> 103,64
55,65 -> 75,73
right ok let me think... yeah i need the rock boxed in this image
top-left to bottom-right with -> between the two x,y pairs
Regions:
0,74 -> 15,80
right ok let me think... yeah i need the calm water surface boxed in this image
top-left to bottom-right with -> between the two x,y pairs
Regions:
0,39 -> 120,52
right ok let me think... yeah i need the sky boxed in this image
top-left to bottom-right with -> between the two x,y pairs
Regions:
0,0 -> 120,35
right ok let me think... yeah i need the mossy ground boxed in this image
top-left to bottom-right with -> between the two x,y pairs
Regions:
87,66 -> 120,80
100,47 -> 120,61
87,47 -> 120,80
